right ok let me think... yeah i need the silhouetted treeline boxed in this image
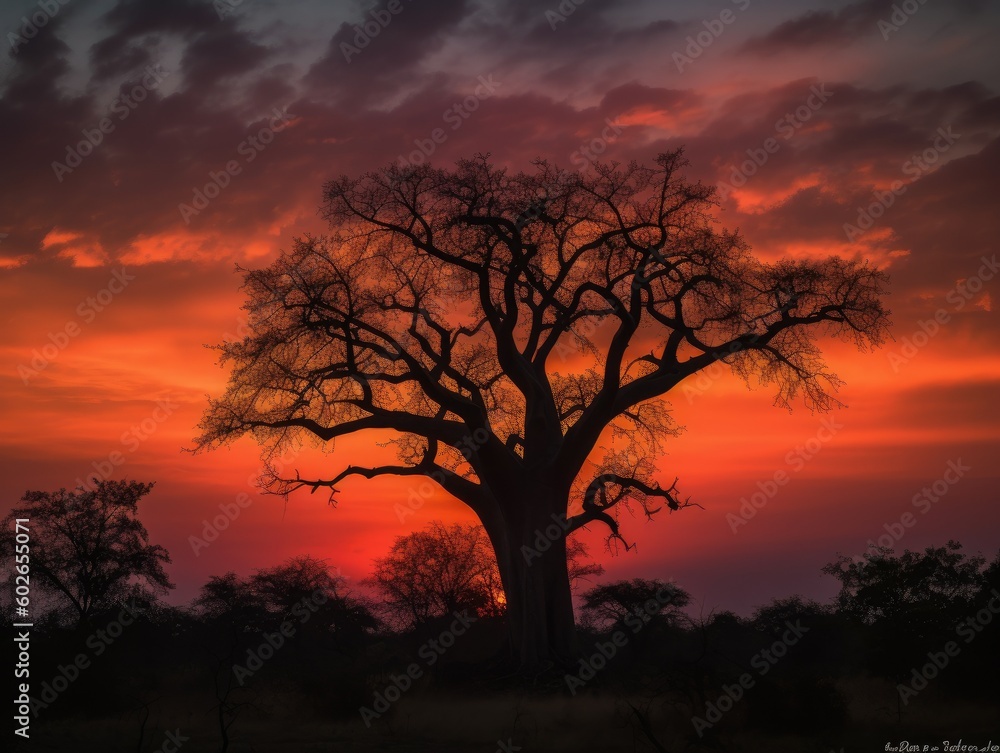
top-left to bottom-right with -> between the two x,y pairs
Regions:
5,487 -> 997,750
6,537 -> 998,751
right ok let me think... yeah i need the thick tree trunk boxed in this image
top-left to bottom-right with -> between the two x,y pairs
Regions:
479,496 -> 577,672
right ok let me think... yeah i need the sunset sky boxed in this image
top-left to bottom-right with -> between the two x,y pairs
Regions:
1,0 -> 998,616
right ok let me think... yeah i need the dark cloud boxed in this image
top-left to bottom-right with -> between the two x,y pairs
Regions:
0,0 -> 997,285
1,0 -> 998,614
88,0 -> 217,79
753,2 -> 883,53
180,26 -> 270,88
682,78 -> 1000,207
89,39 -> 155,81
101,0 -> 222,37
305,0 -> 470,106
742,0 -> 990,56
520,0 -> 678,47
888,135 -> 1000,295
740,0 -> 893,55
3,10 -> 75,104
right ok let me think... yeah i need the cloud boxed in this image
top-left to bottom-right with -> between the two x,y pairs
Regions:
741,0 -> 892,55
741,0 -> 991,56
1,0 -> 998,610
306,0 -> 471,106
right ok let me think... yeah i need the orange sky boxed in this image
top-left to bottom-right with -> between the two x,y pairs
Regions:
1,0 -> 998,614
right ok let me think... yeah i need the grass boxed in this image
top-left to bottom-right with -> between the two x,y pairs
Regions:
18,680 -> 998,753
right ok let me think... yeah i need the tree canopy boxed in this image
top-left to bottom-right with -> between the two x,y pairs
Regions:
196,149 -> 888,545
195,149 -> 890,667
1,480 -> 172,626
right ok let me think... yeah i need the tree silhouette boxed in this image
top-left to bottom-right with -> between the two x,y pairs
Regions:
823,541 -> 986,685
581,577 -> 690,631
823,541 -> 985,633
197,557 -> 376,641
1,480 -> 172,627
252,555 -> 342,620
252,555 -> 376,643
196,150 -> 889,669
193,571 -> 261,752
194,571 -> 265,629
368,521 -> 504,629
367,520 -> 604,630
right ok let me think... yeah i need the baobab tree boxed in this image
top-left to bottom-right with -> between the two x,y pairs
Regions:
195,150 -> 889,670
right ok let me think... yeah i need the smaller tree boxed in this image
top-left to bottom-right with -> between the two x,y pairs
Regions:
193,557 -> 375,751
194,572 -> 264,630
368,522 -> 502,629
823,541 -> 987,687
252,555 -> 377,640
750,595 -> 849,675
196,557 -> 376,639
252,555 -> 342,619
193,572 -> 259,753
580,577 -> 690,631
823,541 -> 985,632
751,595 -> 829,636
981,550 -> 1000,595
368,521 -> 604,629
0,480 -> 172,626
